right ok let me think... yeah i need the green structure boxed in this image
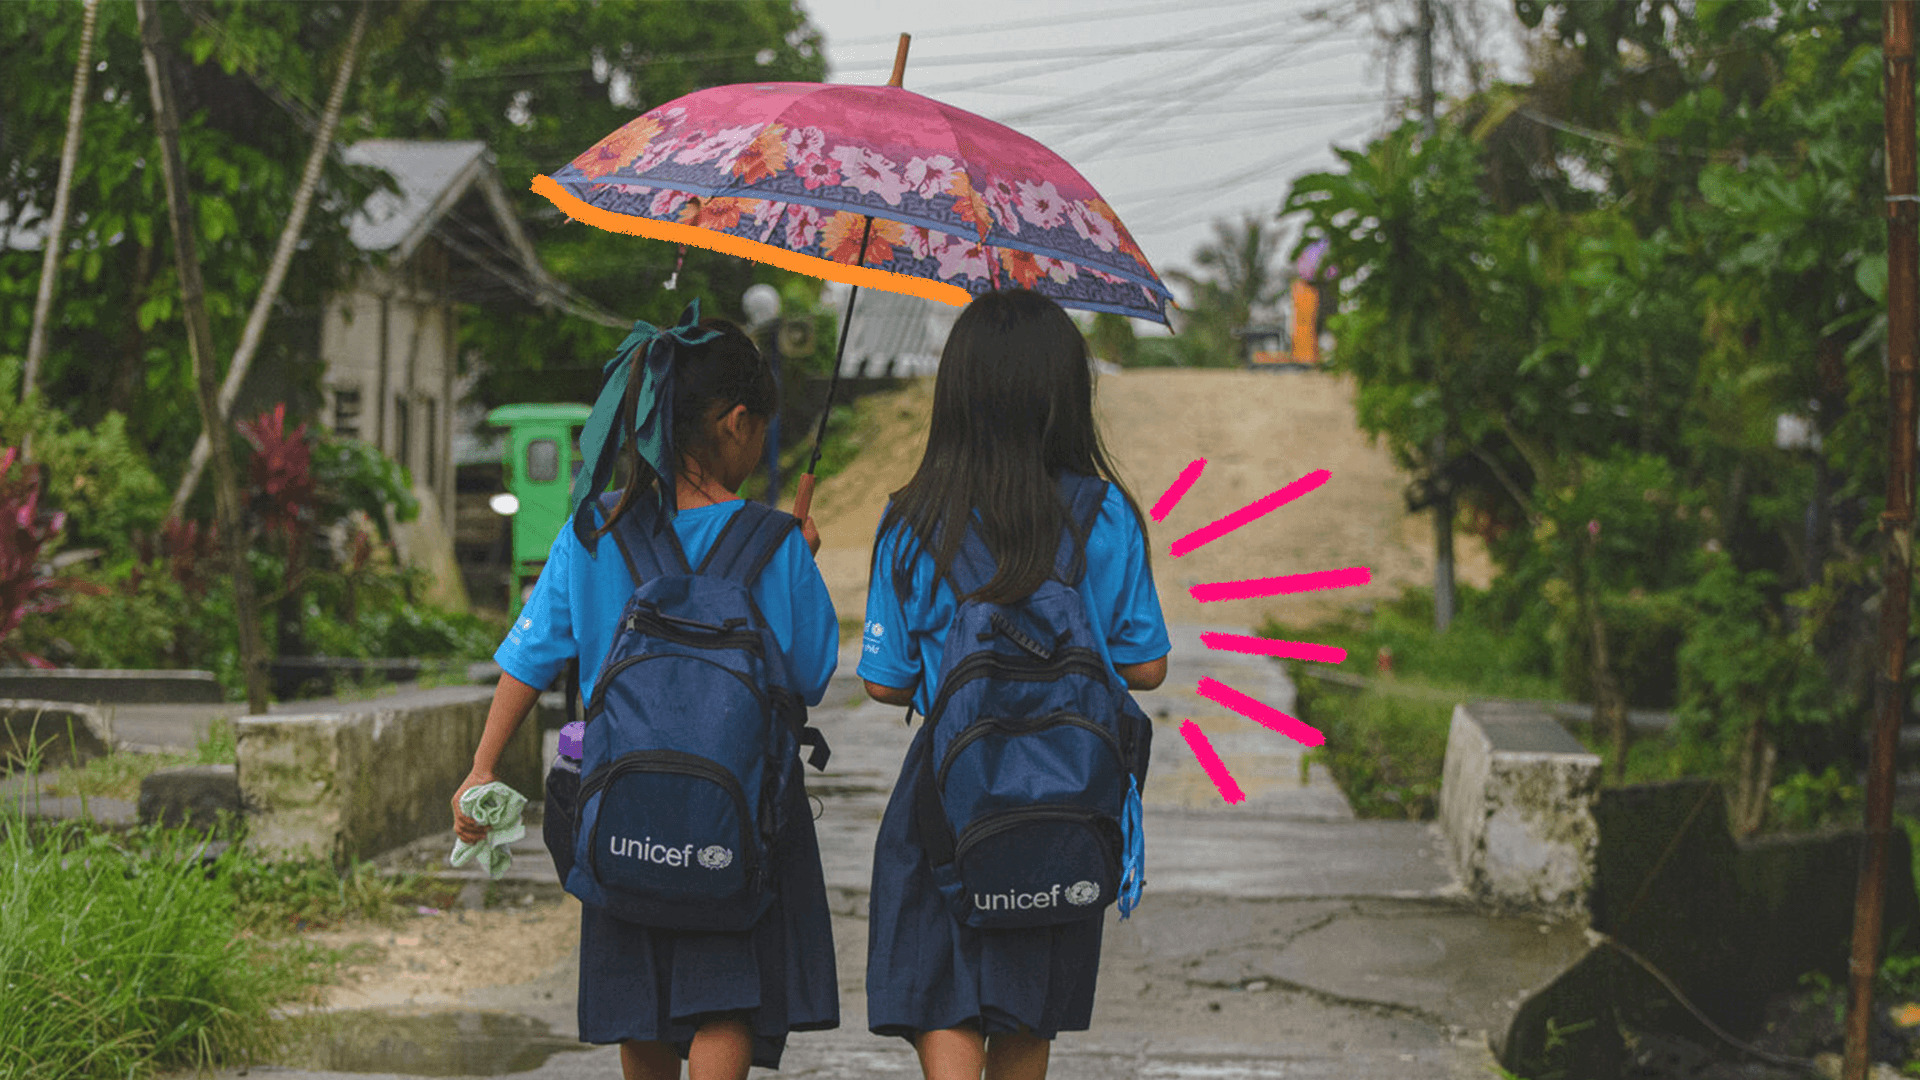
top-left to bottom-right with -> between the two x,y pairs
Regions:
486,403 -> 591,607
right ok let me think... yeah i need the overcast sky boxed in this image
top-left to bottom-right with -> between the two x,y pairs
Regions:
796,0 -> 1529,313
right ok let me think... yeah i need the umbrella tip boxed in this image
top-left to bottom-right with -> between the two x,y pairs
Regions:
888,33 -> 911,88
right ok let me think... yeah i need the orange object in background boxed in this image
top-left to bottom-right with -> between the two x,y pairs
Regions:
1291,278 -> 1320,365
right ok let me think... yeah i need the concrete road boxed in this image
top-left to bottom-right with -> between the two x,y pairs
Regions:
227,628 -> 1584,1079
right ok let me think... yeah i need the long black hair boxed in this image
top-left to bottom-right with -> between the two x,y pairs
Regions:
596,318 -> 775,537
875,288 -> 1148,605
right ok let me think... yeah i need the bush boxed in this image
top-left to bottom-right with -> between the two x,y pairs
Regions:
1271,585 -> 1560,820
0,818 -> 313,1078
1551,588 -> 1691,709
1295,673 -> 1452,820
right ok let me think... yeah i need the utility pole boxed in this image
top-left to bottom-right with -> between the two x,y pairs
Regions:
1846,3 -> 1917,1077
1417,0 -> 1455,633
136,0 -> 271,713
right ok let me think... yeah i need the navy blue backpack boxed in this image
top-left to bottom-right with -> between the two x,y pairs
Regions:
566,494 -> 830,930
913,474 -> 1153,928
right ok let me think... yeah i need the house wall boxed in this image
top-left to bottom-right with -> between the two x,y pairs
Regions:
319,249 -> 457,525
319,243 -> 465,611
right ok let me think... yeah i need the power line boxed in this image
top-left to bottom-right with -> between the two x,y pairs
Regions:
1112,113 -> 1381,216
832,0 -> 1301,48
834,9 -> 1316,74
1077,100 -> 1385,162
1055,36 -> 1371,161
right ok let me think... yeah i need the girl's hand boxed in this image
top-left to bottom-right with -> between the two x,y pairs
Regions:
452,769 -> 496,843
800,515 -> 821,555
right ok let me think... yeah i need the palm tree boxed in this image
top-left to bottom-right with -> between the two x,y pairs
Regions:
1167,214 -> 1289,366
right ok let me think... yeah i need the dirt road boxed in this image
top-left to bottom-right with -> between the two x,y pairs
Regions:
807,368 -> 1495,633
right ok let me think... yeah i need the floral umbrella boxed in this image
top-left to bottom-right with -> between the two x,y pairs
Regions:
532,82 -> 1171,321
532,47 -> 1173,515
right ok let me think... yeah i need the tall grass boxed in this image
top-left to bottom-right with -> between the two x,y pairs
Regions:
0,817 -> 305,1079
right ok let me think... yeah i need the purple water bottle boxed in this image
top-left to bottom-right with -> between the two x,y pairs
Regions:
555,720 -> 584,772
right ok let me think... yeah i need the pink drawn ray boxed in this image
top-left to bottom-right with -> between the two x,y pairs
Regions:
1199,631 -> 1346,664
1196,676 -> 1325,748
1190,565 -> 1371,603
1150,458 -> 1207,522
1179,719 -> 1245,804
1170,469 -> 1330,558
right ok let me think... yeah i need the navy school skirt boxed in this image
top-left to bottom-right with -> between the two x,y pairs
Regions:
544,760 -> 840,1069
865,721 -> 1105,1041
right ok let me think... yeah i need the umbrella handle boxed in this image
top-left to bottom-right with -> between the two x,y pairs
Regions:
792,472 -> 816,523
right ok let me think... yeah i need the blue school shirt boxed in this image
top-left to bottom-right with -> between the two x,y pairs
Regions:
858,481 -> 1172,716
495,499 -> 838,707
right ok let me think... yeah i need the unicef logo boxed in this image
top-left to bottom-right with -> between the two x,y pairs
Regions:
867,621 -> 885,638
1065,880 -> 1100,906
697,845 -> 734,870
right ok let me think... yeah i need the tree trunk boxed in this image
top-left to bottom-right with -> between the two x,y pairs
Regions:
109,242 -> 155,420
1732,714 -> 1777,837
136,0 -> 270,714
1588,601 -> 1629,783
23,0 -> 101,412
168,1 -> 370,520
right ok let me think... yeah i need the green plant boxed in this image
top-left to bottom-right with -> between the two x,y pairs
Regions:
1769,765 -> 1862,832
38,718 -> 239,800
0,816 -> 323,1078
228,855 -> 456,935
1293,673 -> 1451,821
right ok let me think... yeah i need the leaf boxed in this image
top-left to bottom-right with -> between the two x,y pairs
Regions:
1856,252 -> 1888,304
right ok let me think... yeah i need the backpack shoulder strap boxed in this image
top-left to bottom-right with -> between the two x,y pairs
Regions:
601,491 -> 692,586
1054,473 -> 1109,587
697,501 -> 800,586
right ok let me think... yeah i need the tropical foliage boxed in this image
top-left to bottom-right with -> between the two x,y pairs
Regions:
1283,0 -> 1891,828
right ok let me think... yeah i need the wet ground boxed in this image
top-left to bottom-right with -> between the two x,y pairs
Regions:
208,627 -> 1593,1079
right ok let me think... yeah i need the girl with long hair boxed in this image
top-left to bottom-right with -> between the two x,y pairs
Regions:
858,288 -> 1171,1080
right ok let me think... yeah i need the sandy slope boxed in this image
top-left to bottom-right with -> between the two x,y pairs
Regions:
806,369 -> 1495,634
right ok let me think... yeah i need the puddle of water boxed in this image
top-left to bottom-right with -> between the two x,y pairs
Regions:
277,1009 -> 591,1075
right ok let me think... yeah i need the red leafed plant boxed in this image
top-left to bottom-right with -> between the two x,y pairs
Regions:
238,403 -> 315,542
132,517 -> 221,597
0,448 -> 100,667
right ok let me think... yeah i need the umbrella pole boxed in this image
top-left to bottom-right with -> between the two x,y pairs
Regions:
791,36 -> 907,523
792,214 -> 874,522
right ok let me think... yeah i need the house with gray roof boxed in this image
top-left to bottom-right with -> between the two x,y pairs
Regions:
322,140 -> 598,607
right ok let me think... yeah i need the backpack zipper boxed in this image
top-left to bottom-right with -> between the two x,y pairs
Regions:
623,608 -> 764,655
582,748 -> 760,889
924,647 -> 1110,725
934,711 -> 1123,793
585,651 -> 769,724
952,804 -> 1118,867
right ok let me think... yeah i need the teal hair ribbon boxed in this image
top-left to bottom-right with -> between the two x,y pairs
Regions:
570,299 -> 721,548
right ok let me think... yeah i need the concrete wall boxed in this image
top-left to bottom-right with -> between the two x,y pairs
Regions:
236,684 -> 543,864
0,700 -> 114,770
1439,700 -> 1602,918
0,669 -> 222,705
1497,779 -> 1920,1079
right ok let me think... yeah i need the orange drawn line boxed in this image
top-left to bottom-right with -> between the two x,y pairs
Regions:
531,174 -> 971,307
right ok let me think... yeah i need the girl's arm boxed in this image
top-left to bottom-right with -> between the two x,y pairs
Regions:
452,673 -> 543,842
1115,656 -> 1168,691
864,679 -> 916,706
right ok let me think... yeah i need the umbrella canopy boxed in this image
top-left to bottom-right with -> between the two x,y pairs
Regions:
531,81 -> 1172,323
